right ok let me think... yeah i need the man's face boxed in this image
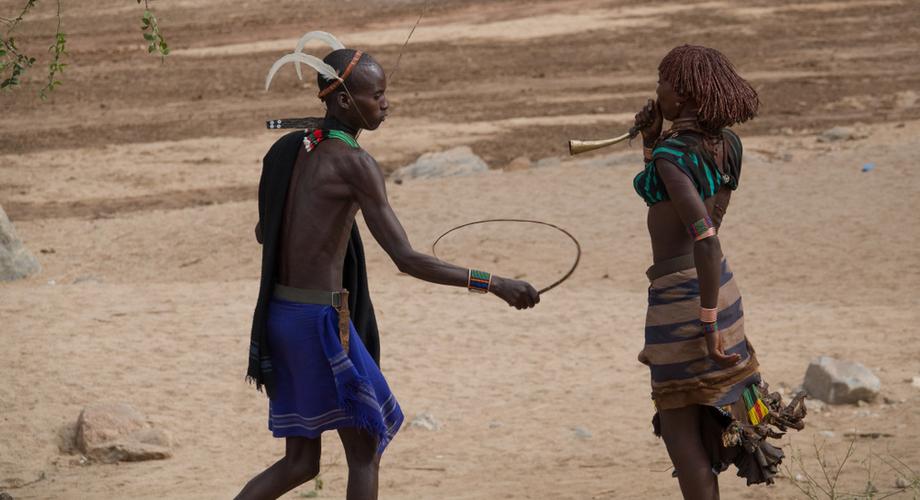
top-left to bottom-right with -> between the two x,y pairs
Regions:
345,62 -> 389,130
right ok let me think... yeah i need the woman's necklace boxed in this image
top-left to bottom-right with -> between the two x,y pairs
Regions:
668,117 -> 702,133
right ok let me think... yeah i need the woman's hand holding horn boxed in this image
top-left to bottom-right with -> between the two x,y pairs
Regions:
634,99 -> 663,147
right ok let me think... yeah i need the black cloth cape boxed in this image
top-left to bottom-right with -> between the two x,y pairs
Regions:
247,130 -> 381,398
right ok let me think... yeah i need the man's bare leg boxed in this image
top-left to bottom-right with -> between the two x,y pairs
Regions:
659,405 -> 719,500
338,427 -> 380,500
235,436 -> 322,500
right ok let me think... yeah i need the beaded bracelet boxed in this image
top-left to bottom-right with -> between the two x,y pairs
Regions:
468,269 -> 492,294
688,216 -> 716,241
701,321 -> 719,335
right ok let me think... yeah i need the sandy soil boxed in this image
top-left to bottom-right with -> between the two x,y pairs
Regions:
2,0 -> 919,498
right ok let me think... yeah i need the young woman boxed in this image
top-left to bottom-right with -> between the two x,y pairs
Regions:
632,45 -> 805,499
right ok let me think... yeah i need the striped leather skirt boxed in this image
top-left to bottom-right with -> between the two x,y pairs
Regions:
638,254 -> 760,410
637,254 -> 807,485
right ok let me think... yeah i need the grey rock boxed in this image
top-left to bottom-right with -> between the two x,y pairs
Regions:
392,147 -> 488,182
534,157 -> 562,169
0,492 -> 13,500
896,476 -> 911,489
0,205 -> 40,281
76,402 -> 172,463
817,126 -> 856,142
572,426 -> 592,439
818,430 -> 835,439
408,413 -> 441,431
911,376 -> 920,389
803,356 -> 881,404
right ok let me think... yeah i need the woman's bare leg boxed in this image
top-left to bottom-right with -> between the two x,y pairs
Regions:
659,405 -> 719,500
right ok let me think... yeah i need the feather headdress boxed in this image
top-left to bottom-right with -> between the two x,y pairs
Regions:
294,31 -> 345,80
264,30 -> 346,91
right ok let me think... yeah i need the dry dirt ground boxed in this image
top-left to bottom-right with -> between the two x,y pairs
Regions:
2,0 -> 919,499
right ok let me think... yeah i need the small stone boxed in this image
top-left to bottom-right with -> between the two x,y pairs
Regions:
488,421 -> 503,429
782,153 -> 793,162
809,399 -> 826,412
408,413 -> 441,431
802,356 -> 881,404
857,400 -> 868,407
883,396 -> 899,405
817,126 -> 856,142
896,477 -> 911,488
818,430 -> 835,439
911,376 -> 920,389
572,426 -> 592,439
0,492 -> 13,500
503,156 -> 532,172
795,473 -> 806,482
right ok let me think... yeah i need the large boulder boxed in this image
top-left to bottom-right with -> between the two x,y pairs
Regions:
803,356 -> 881,404
0,205 -> 40,281
392,146 -> 489,182
75,402 -> 172,463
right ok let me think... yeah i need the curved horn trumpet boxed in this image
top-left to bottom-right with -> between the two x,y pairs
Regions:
568,126 -> 640,155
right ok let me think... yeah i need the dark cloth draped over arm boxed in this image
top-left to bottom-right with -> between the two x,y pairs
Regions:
248,130 -> 382,398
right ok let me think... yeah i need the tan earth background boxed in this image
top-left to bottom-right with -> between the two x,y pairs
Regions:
2,0 -> 920,498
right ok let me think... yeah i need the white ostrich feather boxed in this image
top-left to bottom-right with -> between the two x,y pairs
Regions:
294,31 -> 346,80
265,53 -> 341,91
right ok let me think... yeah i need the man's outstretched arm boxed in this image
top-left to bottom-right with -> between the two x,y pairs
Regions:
346,152 -> 539,309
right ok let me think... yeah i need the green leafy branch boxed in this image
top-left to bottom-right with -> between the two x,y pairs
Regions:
0,0 -> 39,90
1,0 -> 168,97
40,0 -> 66,99
139,0 -> 168,59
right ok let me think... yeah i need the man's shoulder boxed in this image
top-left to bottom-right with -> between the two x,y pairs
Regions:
322,140 -> 375,166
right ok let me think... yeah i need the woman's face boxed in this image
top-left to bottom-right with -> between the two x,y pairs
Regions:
655,77 -> 683,121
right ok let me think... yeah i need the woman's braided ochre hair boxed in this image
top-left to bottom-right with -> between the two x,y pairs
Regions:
659,45 -> 759,131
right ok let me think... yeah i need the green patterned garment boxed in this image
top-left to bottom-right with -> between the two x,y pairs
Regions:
633,129 -> 743,206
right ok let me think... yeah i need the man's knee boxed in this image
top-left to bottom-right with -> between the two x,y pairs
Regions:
339,428 -> 379,466
285,454 -> 320,482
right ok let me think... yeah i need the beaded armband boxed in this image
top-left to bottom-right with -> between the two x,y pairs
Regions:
701,321 -> 719,335
688,216 -> 716,241
468,269 -> 492,294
